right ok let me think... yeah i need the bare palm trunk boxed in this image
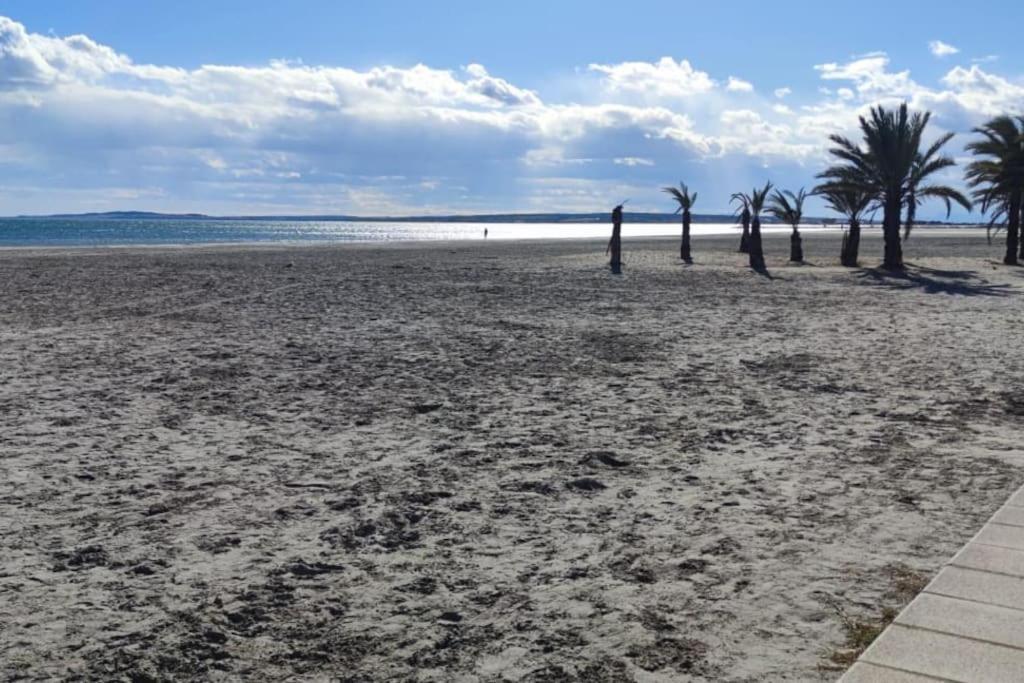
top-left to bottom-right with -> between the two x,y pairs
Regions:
882,194 -> 904,270
749,216 -> 765,271
609,216 -> 622,274
738,210 -> 751,253
680,209 -> 692,263
1006,192 -> 1021,266
789,225 -> 803,262
841,218 -> 861,267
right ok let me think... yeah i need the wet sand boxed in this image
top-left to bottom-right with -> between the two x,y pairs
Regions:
1,230 -> 1022,681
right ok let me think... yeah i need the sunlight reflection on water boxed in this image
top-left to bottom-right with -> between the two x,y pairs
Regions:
0,218 -> 838,247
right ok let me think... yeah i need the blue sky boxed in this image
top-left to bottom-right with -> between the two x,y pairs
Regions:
1,2 -> 1023,217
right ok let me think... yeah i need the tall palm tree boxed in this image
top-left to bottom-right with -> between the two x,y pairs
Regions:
819,103 -> 964,270
965,115 -> 1024,265
814,184 -> 874,267
731,193 -> 752,253
903,137 -> 972,240
662,183 -> 697,263
738,182 -> 773,271
768,188 -> 809,262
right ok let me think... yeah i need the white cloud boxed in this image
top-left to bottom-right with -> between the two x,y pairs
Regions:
0,16 -> 58,86
814,53 -> 921,101
938,65 -> 1024,115
727,76 -> 754,92
774,87 -> 792,99
718,109 -> 819,160
813,52 -> 1024,125
462,63 -> 541,106
929,40 -> 960,58
588,56 -> 714,98
614,157 -> 654,167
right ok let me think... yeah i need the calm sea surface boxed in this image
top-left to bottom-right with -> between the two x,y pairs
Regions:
0,218 -> 833,248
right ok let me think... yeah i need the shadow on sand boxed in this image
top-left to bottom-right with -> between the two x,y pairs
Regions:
855,263 -> 1017,297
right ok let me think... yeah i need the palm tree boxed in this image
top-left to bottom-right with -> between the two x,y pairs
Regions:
819,103 -> 964,270
731,193 -> 752,253
767,188 -> 809,262
738,182 -> 773,271
965,115 -> 1024,265
814,184 -> 874,267
662,183 -> 698,263
903,137 -> 972,241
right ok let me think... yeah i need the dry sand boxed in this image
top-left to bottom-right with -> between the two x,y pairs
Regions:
1,230 -> 1022,681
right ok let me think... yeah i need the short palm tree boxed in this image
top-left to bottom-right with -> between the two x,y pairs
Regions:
738,182 -> 773,271
768,188 -> 809,262
965,115 -> 1024,265
819,103 -> 964,270
731,193 -> 752,253
662,183 -> 697,263
814,184 -> 874,266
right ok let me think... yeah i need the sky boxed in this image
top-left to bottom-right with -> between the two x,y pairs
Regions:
1,1 -> 1023,218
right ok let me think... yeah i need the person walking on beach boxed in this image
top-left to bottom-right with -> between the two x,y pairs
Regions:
484,227 -> 488,239
607,204 -> 623,274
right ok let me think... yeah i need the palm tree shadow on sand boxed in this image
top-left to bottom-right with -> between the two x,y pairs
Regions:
855,263 -> 1017,297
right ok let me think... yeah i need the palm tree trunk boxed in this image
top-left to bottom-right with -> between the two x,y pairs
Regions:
749,217 -> 765,271
739,212 -> 751,253
789,226 -> 803,262
1017,201 -> 1024,263
882,194 -> 903,270
681,209 -> 692,263
1019,203 -> 1024,263
904,195 -> 916,242
610,218 -> 622,274
841,218 -> 861,267
1006,191 -> 1021,266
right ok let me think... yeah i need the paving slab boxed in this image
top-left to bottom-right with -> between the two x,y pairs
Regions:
860,625 -> 1024,682
925,565 -> 1024,610
840,662 -> 945,682
974,523 -> 1024,551
896,592 -> 1024,650
949,542 -> 1024,579
991,505 -> 1024,528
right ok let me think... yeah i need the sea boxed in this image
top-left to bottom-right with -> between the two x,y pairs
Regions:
0,217 -> 835,248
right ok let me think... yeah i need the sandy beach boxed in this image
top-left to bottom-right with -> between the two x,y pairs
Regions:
1,230 -> 1022,681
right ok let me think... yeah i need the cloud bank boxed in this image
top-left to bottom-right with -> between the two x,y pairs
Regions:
0,16 -> 1022,216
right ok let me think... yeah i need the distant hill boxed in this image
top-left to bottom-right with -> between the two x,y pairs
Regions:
32,211 -> 212,220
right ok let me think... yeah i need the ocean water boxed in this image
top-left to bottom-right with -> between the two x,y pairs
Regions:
0,217 -> 833,248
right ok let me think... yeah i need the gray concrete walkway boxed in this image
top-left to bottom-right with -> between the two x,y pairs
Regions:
840,485 -> 1024,682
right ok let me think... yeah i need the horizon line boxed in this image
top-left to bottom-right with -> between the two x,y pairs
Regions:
0,209 -> 975,226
